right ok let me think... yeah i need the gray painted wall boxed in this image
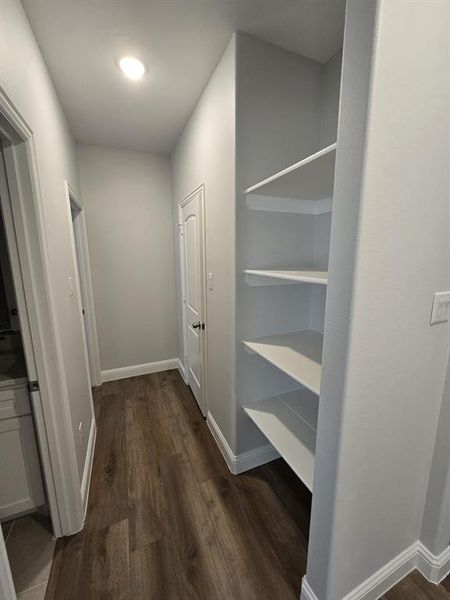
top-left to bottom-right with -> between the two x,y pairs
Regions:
0,0 -> 93,487
171,37 -> 236,444
319,49 -> 342,148
305,1 -> 450,597
77,144 -> 177,372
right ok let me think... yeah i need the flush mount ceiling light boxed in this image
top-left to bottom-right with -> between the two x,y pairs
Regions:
118,56 -> 147,80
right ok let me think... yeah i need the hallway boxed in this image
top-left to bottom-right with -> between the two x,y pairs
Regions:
41,371 -> 450,600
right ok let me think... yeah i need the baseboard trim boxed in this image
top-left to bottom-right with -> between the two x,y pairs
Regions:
301,541 -> 450,600
300,579 -> 317,600
101,358 -> 178,382
177,358 -> 188,384
416,542 -> 450,584
206,412 -> 279,475
81,417 -> 96,522
343,544 -> 417,600
301,545 -> 416,600
235,443 -> 280,473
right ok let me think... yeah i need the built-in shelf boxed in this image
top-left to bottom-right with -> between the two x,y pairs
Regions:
243,388 -> 318,491
245,143 -> 336,202
247,195 -> 332,215
243,329 -> 323,395
244,269 -> 328,286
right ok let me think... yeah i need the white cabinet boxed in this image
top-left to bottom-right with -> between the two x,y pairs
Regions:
0,384 -> 45,520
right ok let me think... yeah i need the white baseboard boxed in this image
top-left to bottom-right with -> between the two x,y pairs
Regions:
101,358 -> 178,382
300,579 -> 318,600
81,417 -> 96,522
206,411 -> 279,475
416,542 -> 450,584
177,358 -> 188,384
301,541 -> 450,600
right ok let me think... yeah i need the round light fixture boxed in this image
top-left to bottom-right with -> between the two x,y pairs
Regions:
118,56 -> 146,80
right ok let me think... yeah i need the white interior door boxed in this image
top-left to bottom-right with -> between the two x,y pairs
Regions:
180,187 -> 206,416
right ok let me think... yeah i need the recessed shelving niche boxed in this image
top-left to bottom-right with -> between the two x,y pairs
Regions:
241,143 -> 335,487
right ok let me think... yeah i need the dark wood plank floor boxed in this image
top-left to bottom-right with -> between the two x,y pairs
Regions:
44,370 -> 450,599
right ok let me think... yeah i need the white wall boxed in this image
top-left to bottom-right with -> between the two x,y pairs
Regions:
305,1 -> 450,597
171,36 -> 236,442
0,1 -> 93,498
77,144 -> 177,372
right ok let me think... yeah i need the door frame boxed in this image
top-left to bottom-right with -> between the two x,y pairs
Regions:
178,184 -> 208,416
0,86 -> 84,545
0,530 -> 15,600
64,181 -> 101,388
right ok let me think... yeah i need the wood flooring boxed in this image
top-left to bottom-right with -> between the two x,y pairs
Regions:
44,370 -> 450,599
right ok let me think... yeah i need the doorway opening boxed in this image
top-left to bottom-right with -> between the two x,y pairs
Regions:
178,184 -> 207,417
65,182 -> 101,388
0,140 -> 55,599
0,88 -> 89,599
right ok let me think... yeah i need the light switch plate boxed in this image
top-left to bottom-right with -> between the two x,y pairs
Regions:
208,272 -> 214,291
430,291 -> 450,325
68,275 -> 74,297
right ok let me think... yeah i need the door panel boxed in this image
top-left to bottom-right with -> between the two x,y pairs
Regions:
181,188 -> 205,415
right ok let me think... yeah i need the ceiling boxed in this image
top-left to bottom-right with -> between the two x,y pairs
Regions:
23,0 -> 345,155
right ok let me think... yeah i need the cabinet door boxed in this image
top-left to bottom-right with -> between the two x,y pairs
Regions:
0,416 -> 45,520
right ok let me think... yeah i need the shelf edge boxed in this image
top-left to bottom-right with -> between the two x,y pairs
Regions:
244,142 -> 337,195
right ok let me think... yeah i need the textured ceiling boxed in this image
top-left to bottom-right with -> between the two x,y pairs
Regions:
23,0 -> 345,154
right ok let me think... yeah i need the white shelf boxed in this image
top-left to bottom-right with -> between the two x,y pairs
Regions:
243,388 -> 318,491
245,143 -> 336,201
244,269 -> 328,286
247,195 -> 332,215
243,329 -> 323,395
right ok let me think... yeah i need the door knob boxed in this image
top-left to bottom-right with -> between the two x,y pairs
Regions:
192,321 -> 201,329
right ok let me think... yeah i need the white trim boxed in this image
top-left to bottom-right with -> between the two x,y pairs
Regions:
177,358 -> 188,384
342,544 -> 417,600
301,541 -> 450,600
206,412 -> 279,475
206,412 -> 236,473
80,417 -> 96,524
416,542 -> 450,584
235,444 -> 281,473
300,579 -> 317,600
101,358 -> 178,382
0,533 -> 16,600
65,181 -> 102,387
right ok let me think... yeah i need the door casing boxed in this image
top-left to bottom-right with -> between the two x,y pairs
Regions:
65,181 -> 101,388
0,86 -> 86,544
178,184 -> 208,416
